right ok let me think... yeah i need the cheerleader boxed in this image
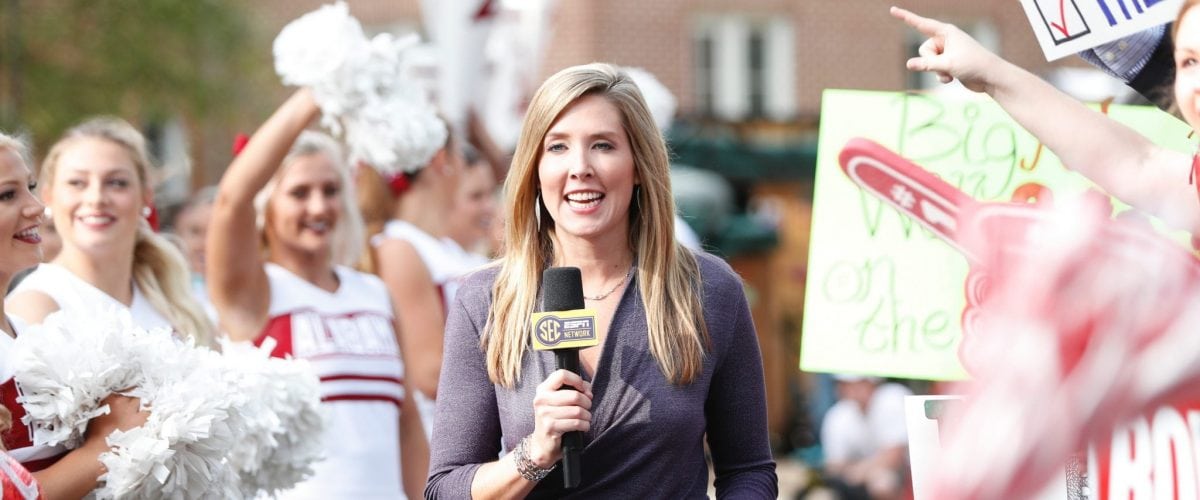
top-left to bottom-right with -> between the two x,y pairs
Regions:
6,118 -> 213,346
208,89 -> 428,499
0,131 -> 146,499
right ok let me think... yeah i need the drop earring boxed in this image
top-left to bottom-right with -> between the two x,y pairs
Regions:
141,206 -> 152,218
535,192 -> 543,228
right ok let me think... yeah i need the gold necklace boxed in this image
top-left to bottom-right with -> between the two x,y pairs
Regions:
584,267 -> 634,301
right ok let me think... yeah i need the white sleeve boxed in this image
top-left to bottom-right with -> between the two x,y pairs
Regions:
821,402 -> 862,463
870,384 -> 913,448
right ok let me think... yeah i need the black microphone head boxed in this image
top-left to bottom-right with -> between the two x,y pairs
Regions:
542,267 -> 585,312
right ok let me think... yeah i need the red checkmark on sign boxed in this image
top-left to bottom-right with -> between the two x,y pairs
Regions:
1049,0 -> 1071,37
474,0 -> 497,21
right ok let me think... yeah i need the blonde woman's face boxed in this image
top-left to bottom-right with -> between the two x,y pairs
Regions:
537,94 -> 639,244
0,150 -> 44,276
266,153 -> 342,259
48,137 -> 149,257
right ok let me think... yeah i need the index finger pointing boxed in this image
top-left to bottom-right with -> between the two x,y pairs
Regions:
890,6 -> 946,37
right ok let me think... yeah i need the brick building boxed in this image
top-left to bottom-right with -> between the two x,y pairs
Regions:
243,1 -> 1083,126
539,1 -> 1076,122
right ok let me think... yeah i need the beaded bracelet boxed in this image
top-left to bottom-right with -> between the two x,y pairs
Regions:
513,435 -> 556,482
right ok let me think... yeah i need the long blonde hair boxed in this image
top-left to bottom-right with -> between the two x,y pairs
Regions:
0,133 -> 32,172
354,165 -> 393,273
487,63 -> 708,387
41,117 -> 214,347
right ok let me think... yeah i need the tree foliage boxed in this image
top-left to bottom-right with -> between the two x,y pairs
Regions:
0,0 -> 273,149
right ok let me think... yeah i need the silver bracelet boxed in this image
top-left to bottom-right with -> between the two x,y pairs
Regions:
513,435 -> 556,482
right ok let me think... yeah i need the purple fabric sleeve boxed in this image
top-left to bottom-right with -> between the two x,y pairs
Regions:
424,282 -> 496,500
703,260 -> 779,498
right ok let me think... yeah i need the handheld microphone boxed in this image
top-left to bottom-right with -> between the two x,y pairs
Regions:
532,267 -> 598,489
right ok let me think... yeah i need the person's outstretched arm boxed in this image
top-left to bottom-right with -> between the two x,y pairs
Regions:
893,7 -> 1199,233
207,90 -> 320,341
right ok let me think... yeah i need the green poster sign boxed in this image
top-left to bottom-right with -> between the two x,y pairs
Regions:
801,89 -> 1194,380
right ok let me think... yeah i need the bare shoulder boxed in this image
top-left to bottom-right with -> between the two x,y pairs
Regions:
376,237 -> 421,263
5,290 -> 62,325
375,239 -> 433,286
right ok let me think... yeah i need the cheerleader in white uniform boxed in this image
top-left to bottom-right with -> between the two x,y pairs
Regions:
6,117 -> 213,344
208,90 -> 427,499
0,131 -> 146,499
356,117 -> 463,441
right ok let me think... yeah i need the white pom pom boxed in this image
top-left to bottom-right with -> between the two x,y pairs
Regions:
273,2 -> 365,90
218,338 -> 324,497
623,67 -> 677,133
12,310 -> 144,449
273,3 -> 447,176
93,324 -> 246,499
343,95 -> 447,176
13,309 -> 324,499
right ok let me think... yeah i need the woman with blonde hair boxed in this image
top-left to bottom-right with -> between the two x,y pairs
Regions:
425,63 -> 777,498
0,131 -> 147,498
208,89 -> 427,499
356,118 -> 462,439
7,117 -> 212,346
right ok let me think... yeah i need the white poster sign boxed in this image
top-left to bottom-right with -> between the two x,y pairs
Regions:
1018,0 -> 1182,61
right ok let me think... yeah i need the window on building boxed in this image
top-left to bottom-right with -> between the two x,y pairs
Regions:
693,15 -> 795,122
748,29 -> 766,118
696,33 -> 716,117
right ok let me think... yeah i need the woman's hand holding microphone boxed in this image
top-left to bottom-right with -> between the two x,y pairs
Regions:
525,369 -> 593,470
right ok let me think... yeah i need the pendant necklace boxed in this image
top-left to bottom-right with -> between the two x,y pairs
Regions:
584,267 -> 634,301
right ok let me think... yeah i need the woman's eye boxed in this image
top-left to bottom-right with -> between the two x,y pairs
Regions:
67,179 -> 85,188
546,143 -> 566,153
0,190 -> 14,201
106,178 -> 130,188
593,142 -> 615,151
